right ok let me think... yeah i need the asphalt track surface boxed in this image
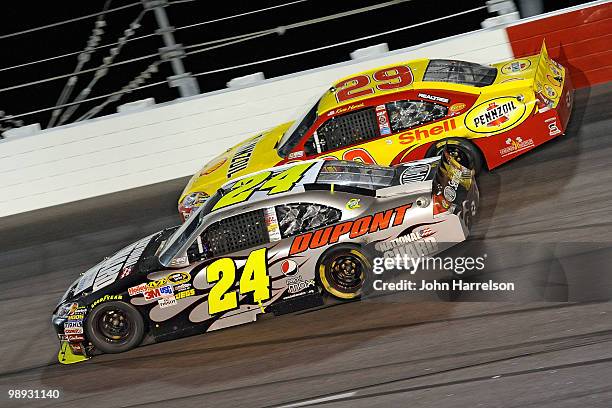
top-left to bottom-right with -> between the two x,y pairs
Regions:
0,83 -> 611,407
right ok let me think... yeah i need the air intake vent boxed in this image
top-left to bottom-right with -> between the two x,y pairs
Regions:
203,209 -> 269,257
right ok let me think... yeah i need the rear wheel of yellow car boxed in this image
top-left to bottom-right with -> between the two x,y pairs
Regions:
318,246 -> 371,300
427,138 -> 483,174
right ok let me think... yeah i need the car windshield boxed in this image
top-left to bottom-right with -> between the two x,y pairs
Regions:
423,59 -> 497,87
317,161 -> 396,190
158,191 -> 222,266
277,97 -> 321,157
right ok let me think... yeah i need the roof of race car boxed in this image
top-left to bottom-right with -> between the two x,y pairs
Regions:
316,58 -> 432,115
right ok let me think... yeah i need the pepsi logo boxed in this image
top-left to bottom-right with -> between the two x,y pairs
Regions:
280,259 -> 298,276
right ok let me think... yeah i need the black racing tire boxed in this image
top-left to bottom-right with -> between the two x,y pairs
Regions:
426,138 -> 484,174
86,301 -> 145,354
317,245 -> 371,300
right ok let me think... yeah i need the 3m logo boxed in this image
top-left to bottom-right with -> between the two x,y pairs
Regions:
465,97 -> 528,134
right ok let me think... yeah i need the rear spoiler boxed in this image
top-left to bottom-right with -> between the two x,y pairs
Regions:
432,148 -> 475,216
533,41 -> 565,109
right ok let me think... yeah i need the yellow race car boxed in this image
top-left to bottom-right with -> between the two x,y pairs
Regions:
178,42 -> 573,219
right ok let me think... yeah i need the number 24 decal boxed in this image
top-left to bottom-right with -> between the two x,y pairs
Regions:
207,248 -> 270,315
212,162 -> 314,211
335,65 -> 413,103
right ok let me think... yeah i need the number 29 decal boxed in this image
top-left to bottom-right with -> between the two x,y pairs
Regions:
334,65 -> 414,103
207,248 -> 270,315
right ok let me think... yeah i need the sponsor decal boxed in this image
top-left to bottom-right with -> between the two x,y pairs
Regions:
549,63 -> 561,76
375,229 -> 439,258
400,164 -> 431,184
175,289 -> 195,300
158,296 -> 177,309
91,294 -> 123,308
280,259 -> 298,276
499,136 -> 534,157
346,198 -> 361,210
329,102 -> 365,116
227,135 -> 263,178
173,282 -> 192,292
399,119 -> 457,144
288,150 -> 304,159
545,84 -> 557,99
376,109 -> 391,135
264,207 -> 282,242
200,157 -> 227,176
449,103 -> 466,113
465,97 -> 527,134
66,303 -> 80,315
501,59 -> 531,74
146,271 -> 189,289
144,285 -> 174,301
128,283 -> 148,296
67,314 -> 84,320
69,342 -> 86,354
289,204 -> 412,255
287,275 -> 316,294
59,334 -> 85,342
547,74 -> 562,87
418,93 -> 450,104
167,272 -> 190,285
375,104 -> 386,112
119,265 -> 133,279
443,186 -> 457,202
418,227 -> 435,238
64,321 -> 83,335
548,121 -> 561,136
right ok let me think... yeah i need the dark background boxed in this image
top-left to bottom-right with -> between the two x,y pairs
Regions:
0,0 -> 592,129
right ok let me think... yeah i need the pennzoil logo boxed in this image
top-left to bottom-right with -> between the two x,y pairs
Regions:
465,97 -> 527,134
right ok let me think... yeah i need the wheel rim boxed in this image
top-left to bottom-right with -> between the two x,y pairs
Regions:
98,309 -> 131,343
437,145 -> 472,167
320,250 -> 367,299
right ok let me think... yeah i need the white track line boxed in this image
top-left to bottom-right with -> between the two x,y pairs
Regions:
276,392 -> 357,408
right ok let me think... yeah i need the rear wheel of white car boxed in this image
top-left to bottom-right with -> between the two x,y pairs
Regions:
427,139 -> 483,174
86,301 -> 145,354
318,246 -> 371,300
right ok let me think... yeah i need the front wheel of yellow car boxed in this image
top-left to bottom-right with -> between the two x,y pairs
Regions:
427,139 -> 483,174
318,246 -> 371,300
86,301 -> 145,354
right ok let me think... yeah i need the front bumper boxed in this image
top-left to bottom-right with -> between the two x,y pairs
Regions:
52,314 -> 90,364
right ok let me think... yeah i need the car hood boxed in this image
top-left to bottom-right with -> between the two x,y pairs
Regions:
58,231 -> 166,306
180,122 -> 292,201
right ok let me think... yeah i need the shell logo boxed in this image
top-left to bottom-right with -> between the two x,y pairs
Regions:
464,97 -> 528,135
